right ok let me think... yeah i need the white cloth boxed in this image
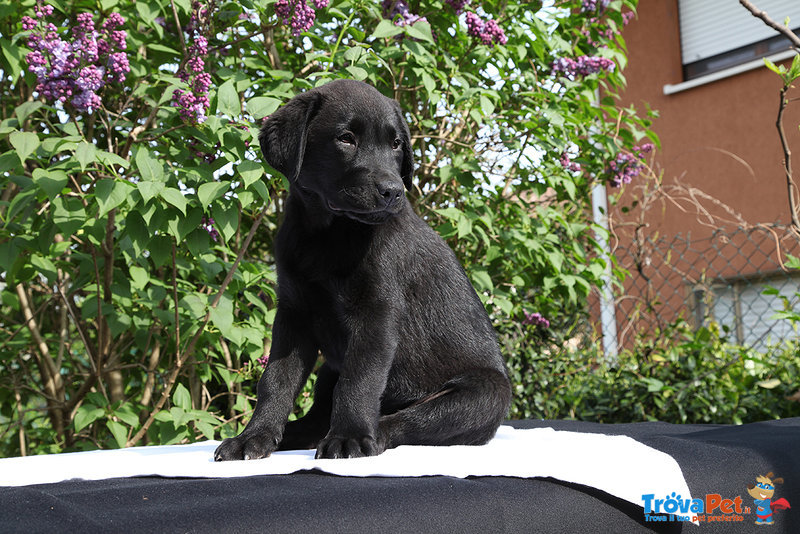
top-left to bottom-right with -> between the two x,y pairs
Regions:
0,425 -> 692,511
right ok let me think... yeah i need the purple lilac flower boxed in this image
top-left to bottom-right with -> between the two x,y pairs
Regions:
523,311 -> 550,329
21,16 -> 37,30
463,11 -> 506,47
382,0 -> 427,27
172,2 -> 212,123
607,143 -> 654,187
559,152 -> 581,173
275,0 -> 327,36
622,11 -> 635,25
21,6 -> 128,113
582,8 -> 636,48
445,0 -> 470,14
581,0 -> 610,13
551,55 -> 615,79
201,216 -> 220,242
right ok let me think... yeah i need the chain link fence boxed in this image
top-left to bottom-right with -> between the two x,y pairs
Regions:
610,226 -> 800,353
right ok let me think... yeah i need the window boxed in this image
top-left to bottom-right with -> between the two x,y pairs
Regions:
692,274 -> 800,352
679,0 -> 800,80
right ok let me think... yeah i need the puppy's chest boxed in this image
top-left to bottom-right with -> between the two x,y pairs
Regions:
304,277 -> 377,366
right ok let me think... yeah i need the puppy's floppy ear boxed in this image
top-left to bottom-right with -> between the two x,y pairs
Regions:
392,101 -> 415,190
259,90 -> 321,182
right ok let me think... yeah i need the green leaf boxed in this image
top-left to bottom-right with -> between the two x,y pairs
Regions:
135,147 -> 164,182
129,265 -> 149,290
180,294 -> 207,319
212,202 -> 238,243
250,180 -> 270,201
52,196 -> 86,235
0,38 -> 24,82
764,58 -> 785,75
345,65 -> 369,80
645,378 -> 664,393
0,151 -> 20,174
75,141 -> 98,171
209,295 -> 234,336
421,71 -> 436,95
480,95 -> 495,116
113,404 -> 141,427
195,420 -> 215,440
173,383 -> 192,410
14,101 -> 43,124
95,179 -> 131,217
788,53 -> 800,83
30,254 -> 57,283
405,20 -> 435,44
471,269 -> 493,292
217,80 -> 241,116
137,180 -> 165,204
247,96 -> 281,119
32,168 -> 68,200
237,160 -> 264,188
198,181 -> 230,207
148,234 -> 172,267
186,227 -> 210,256
98,150 -> 130,170
74,405 -> 105,432
371,19 -> 403,39
757,378 -> 781,389
147,43 -> 181,55
107,420 -> 128,448
9,131 -> 39,162
161,187 -> 188,215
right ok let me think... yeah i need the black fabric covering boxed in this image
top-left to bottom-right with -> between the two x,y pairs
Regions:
1,419 -> 798,533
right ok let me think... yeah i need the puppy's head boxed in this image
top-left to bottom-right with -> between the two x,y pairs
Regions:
259,79 -> 414,225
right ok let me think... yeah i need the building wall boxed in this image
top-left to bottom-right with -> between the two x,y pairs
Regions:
602,0 -> 800,347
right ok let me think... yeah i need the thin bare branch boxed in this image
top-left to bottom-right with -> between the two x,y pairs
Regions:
126,205 -> 270,447
739,0 -> 800,48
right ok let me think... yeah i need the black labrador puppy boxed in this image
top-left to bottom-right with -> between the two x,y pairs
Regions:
214,79 -> 511,461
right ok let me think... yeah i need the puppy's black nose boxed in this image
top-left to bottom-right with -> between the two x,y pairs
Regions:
376,180 -> 403,208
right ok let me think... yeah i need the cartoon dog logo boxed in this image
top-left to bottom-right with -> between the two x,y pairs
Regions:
747,472 -> 791,525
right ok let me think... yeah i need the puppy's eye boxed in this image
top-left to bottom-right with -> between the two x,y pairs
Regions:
392,138 -> 402,150
337,132 -> 356,146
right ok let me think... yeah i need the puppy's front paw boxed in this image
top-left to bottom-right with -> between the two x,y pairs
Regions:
315,435 -> 385,459
214,433 -> 279,461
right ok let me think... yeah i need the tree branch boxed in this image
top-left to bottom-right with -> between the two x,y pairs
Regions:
739,0 -> 800,48
776,85 -> 800,231
15,284 -> 65,438
126,205 -> 270,447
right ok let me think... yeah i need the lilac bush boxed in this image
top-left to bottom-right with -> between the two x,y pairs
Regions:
523,312 -> 551,329
382,0 -> 427,27
172,2 -> 212,123
464,11 -> 507,46
552,55 -> 615,79
22,6 -> 128,113
276,0 -> 330,35
2,0 -> 657,454
445,0 -> 470,14
607,143 -> 654,187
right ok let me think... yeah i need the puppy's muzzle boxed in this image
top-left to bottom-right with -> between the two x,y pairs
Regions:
376,179 -> 403,209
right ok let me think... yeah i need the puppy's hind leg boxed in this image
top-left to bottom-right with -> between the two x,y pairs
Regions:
378,369 -> 511,449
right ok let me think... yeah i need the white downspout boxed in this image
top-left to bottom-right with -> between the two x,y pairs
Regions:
591,183 -> 618,359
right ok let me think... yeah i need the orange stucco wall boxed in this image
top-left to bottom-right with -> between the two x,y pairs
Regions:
616,0 -> 800,233
598,0 -> 800,347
